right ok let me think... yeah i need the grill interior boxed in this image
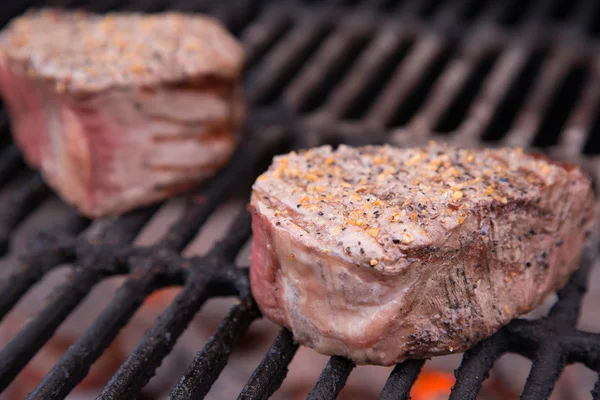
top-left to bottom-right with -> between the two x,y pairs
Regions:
0,0 -> 599,399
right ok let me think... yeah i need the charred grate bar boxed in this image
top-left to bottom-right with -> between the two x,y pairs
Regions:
0,0 -> 598,399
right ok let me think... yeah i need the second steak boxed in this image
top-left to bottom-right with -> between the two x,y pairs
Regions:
0,9 -> 245,217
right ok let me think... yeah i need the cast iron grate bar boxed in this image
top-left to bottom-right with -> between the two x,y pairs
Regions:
169,295 -> 261,399
307,356 -> 356,400
379,359 -> 425,400
238,328 -> 299,400
99,211 -> 255,399
0,206 -> 157,393
0,1 -> 596,399
0,211 -> 87,321
27,265 -> 163,399
448,333 -> 509,400
521,350 -> 568,400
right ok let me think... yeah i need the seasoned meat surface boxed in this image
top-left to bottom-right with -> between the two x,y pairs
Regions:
0,9 -> 242,92
0,9 -> 244,217
250,143 -> 594,365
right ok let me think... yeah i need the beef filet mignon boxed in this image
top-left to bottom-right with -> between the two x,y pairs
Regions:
0,9 -> 245,217
250,143 -> 594,365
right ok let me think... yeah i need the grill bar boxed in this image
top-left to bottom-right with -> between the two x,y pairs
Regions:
169,296 -> 260,399
0,268 -> 102,392
283,15 -> 374,113
557,66 -> 600,157
366,34 -> 444,128
452,41 -> 528,142
307,356 -> 355,400
547,246 -> 594,324
88,209 -> 159,245
98,208 -> 253,399
246,15 -> 332,105
521,350 -> 568,400
239,7 -> 291,71
323,29 -> 409,120
378,359 -> 425,400
238,329 -> 299,400
0,206 -> 155,392
156,138 -> 259,253
449,333 -> 508,400
0,228 -> 78,320
27,267 -> 161,399
98,267 -> 213,399
503,48 -> 572,147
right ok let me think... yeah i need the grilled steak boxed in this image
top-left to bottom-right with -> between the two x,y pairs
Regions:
0,9 -> 245,217
250,143 -> 594,365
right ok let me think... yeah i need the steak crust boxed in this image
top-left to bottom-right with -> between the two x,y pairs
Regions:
250,143 -> 594,365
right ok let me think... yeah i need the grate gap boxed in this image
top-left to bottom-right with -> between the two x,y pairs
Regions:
216,0 -> 262,36
299,34 -> 373,114
381,0 -> 405,11
0,112 -> 14,149
548,0 -> 580,22
583,104 -> 600,155
121,0 -> 169,12
0,174 -> 51,254
533,62 -> 590,148
254,24 -> 334,106
83,0 -> 127,12
497,0 -> 533,26
0,146 -> 26,190
459,0 -> 487,22
342,37 -> 415,121
169,0 -> 211,12
388,42 -> 455,128
434,50 -> 500,134
418,0 -> 446,18
586,1 -> 600,37
482,46 -> 549,142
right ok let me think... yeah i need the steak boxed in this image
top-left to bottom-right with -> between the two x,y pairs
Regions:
249,142 -> 594,365
0,9 -> 245,217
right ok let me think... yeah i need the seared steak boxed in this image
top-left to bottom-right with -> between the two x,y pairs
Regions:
0,9 -> 245,217
250,143 -> 594,365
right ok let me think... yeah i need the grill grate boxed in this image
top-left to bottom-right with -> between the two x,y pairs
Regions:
0,0 -> 598,399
